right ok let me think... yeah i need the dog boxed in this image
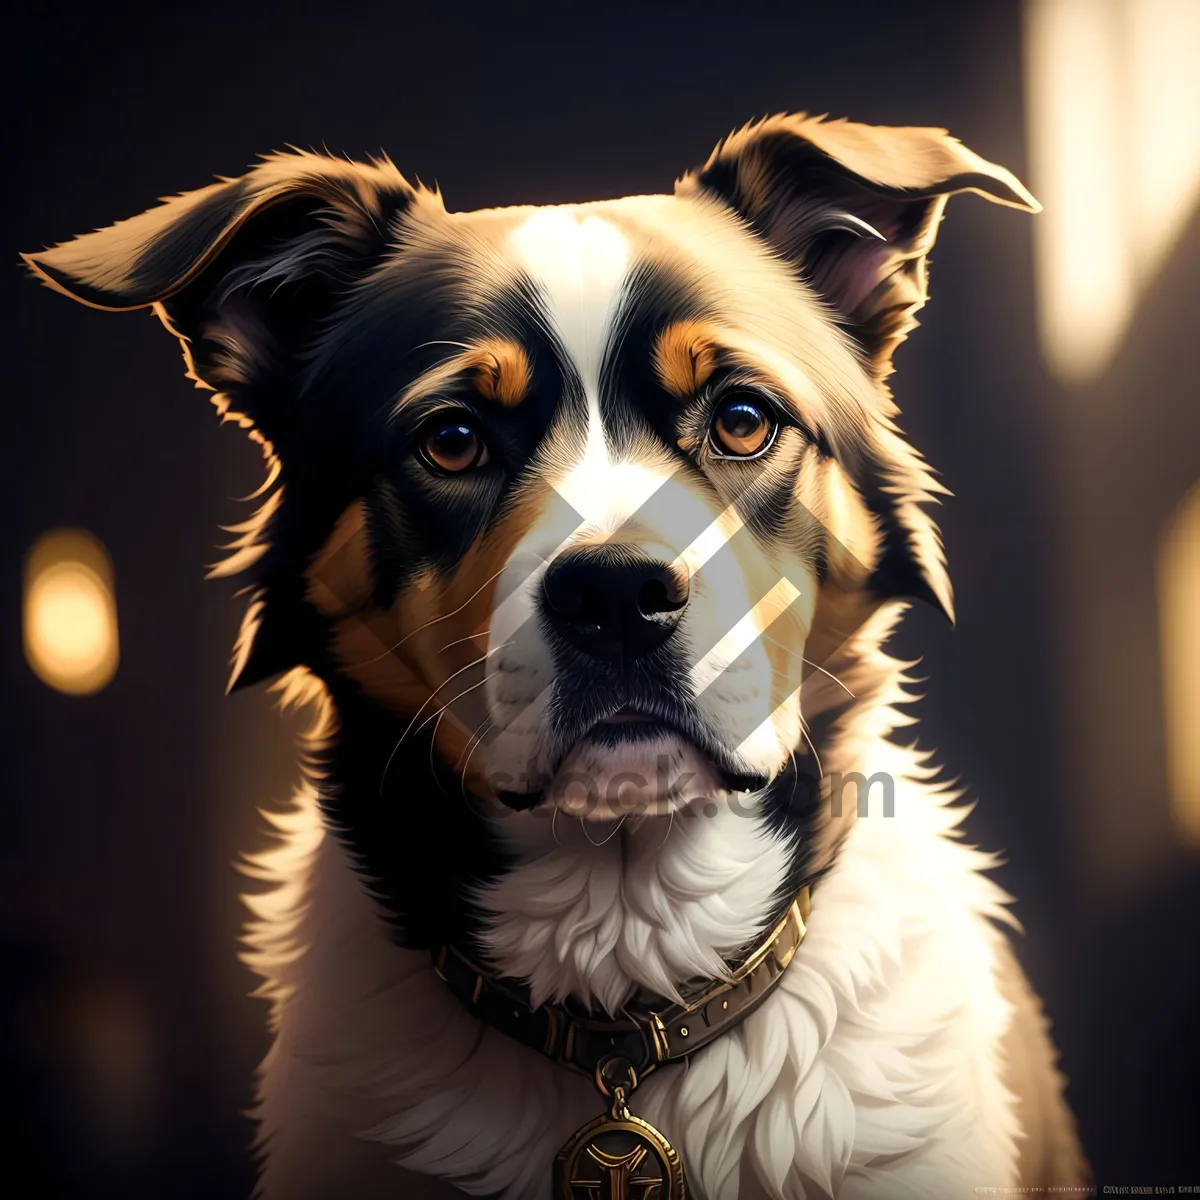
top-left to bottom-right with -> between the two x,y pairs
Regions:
24,113 -> 1088,1199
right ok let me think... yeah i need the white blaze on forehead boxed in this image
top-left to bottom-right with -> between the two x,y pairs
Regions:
509,209 -> 628,413
509,210 -> 667,525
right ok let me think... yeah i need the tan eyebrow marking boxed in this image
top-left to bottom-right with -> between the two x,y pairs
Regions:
653,319 -> 720,399
463,337 -> 532,407
391,338 -> 533,417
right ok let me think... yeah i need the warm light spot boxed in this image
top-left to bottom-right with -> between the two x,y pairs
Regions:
1024,0 -> 1200,385
1126,0 -> 1200,283
23,528 -> 119,695
1158,482 -> 1200,846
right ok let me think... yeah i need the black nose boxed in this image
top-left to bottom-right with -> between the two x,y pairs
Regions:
542,546 -> 690,661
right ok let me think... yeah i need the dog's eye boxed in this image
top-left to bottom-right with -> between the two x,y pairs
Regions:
710,394 -> 777,458
419,417 -> 490,474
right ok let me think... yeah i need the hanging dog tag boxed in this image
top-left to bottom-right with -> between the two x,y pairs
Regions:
553,1059 -> 686,1199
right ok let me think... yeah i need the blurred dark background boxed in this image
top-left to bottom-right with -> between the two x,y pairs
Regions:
3,1 -> 1197,1195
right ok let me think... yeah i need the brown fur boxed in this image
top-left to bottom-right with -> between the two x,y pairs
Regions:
652,319 -> 721,399
465,337 -> 533,407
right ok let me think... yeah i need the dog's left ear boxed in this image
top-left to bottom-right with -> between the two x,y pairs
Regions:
678,114 -> 1039,622
677,113 -> 1039,381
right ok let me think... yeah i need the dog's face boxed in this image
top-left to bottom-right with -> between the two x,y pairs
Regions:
24,115 -> 1036,829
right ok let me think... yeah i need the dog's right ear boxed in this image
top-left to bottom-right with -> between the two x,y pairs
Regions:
22,151 -> 420,446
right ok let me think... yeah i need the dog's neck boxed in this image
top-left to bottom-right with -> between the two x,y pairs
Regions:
311,604 -> 906,1015
470,782 -> 799,1015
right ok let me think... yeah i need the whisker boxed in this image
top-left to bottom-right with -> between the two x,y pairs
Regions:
349,563 -> 509,668
413,672 -> 492,739
581,812 -> 626,847
801,657 -> 855,698
457,715 -> 495,801
398,640 -> 511,747
377,643 -> 510,798
437,629 -> 490,657
628,803 -> 654,835
759,633 -> 855,698
451,706 -> 495,806
656,802 -> 676,849
428,704 -> 496,807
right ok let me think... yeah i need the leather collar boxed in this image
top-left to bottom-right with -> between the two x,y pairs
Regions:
432,886 -> 811,1081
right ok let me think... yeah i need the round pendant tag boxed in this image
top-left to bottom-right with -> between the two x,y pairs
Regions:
554,1110 -> 686,1199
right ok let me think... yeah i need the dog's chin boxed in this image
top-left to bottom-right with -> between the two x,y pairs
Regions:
546,730 -> 726,821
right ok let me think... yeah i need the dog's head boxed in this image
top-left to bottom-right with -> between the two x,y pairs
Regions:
25,115 -> 1035,830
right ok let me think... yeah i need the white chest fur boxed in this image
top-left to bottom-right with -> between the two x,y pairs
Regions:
246,736 -> 1021,1200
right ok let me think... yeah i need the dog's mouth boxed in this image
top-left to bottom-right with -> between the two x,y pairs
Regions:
582,706 -> 690,745
494,699 -> 769,817
576,707 -> 759,780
